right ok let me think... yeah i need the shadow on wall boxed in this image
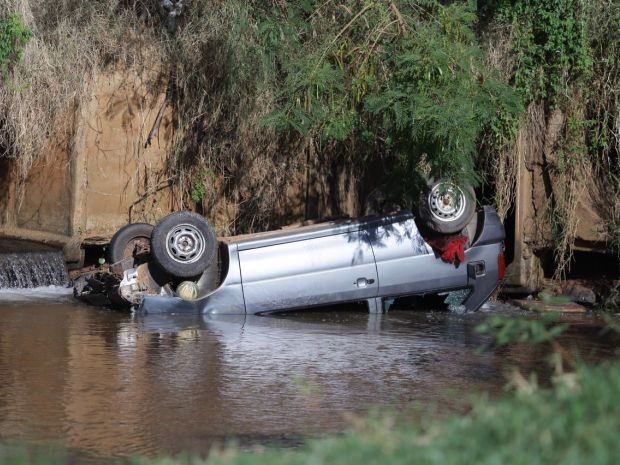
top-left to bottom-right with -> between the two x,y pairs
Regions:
0,159 -> 12,226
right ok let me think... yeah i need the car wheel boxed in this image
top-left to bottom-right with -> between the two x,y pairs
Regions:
107,223 -> 154,274
151,211 -> 217,279
416,180 -> 476,234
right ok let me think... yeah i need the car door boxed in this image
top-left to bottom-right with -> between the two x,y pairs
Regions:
369,217 -> 468,297
238,230 -> 378,314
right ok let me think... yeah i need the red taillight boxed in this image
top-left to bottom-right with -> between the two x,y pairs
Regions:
498,250 -> 506,281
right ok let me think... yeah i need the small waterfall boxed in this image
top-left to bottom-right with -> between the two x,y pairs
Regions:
0,251 -> 69,289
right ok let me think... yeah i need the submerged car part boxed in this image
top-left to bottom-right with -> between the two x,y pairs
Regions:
118,263 -> 171,305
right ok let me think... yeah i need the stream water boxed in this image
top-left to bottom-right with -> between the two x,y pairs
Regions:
0,288 -> 618,462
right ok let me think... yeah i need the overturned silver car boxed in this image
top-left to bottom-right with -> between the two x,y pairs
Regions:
97,182 -> 505,315
75,181 -> 504,314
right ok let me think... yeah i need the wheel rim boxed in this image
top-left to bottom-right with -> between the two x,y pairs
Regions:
165,224 -> 206,264
121,237 -> 150,261
428,183 -> 467,223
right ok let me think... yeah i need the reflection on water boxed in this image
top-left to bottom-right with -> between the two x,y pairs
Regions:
0,293 -> 618,461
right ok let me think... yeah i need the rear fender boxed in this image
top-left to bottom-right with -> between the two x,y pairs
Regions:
460,206 -> 505,312
471,206 -> 505,246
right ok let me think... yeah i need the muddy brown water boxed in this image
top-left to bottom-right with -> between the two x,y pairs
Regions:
0,288 -> 618,462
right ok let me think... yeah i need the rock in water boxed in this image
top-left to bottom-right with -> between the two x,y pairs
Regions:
563,283 -> 597,306
511,299 -> 588,313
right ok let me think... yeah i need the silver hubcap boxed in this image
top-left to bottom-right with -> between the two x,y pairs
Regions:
428,183 -> 466,222
165,224 -> 205,264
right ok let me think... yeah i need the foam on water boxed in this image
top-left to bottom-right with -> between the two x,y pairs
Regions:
0,285 -> 73,302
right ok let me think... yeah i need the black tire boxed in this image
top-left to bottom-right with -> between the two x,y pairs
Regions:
151,211 -> 217,279
198,251 -> 221,293
416,180 -> 476,235
107,223 -> 154,273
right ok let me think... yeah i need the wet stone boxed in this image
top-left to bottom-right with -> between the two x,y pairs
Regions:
511,299 -> 588,313
562,283 -> 597,306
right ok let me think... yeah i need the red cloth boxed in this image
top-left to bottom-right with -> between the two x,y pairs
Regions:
426,235 -> 467,265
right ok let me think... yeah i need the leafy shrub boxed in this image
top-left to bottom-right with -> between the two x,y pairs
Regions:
262,1 -> 521,201
0,12 -> 31,80
1,0 -> 617,244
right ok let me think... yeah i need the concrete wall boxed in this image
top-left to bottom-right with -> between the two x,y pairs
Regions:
0,68 -> 361,267
505,105 -> 609,291
0,69 -> 176,265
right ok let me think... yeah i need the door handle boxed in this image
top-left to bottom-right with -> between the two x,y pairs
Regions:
355,277 -> 376,288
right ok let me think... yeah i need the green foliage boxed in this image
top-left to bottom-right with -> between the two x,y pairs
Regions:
0,12 -> 32,81
261,1 -> 521,202
587,2 -> 620,158
537,289 -> 573,304
191,169 -> 217,204
191,171 -> 208,204
0,444 -> 66,465
487,0 -> 592,105
486,0 -> 619,171
481,0 -> 619,274
198,361 -> 620,465
162,0 -> 298,231
2,0 -> 617,242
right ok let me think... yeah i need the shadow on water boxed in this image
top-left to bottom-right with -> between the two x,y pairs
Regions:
0,295 -> 618,462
